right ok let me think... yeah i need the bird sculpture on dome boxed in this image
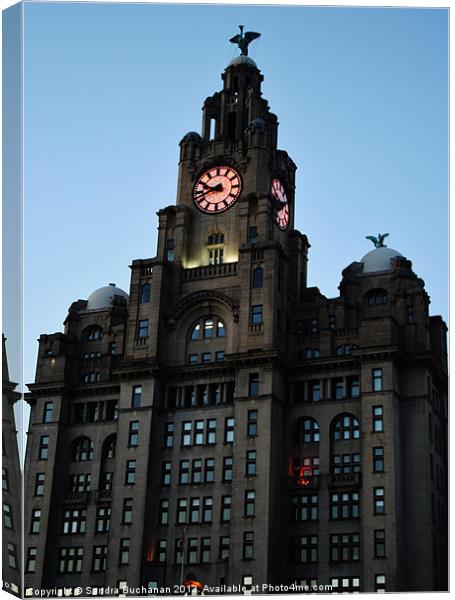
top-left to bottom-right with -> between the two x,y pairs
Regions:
366,233 -> 390,248
229,25 -> 261,56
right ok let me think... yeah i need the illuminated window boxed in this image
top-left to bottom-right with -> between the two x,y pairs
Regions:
132,385 -> 142,407
84,371 -> 101,383
58,547 -> 83,574
330,492 -> 360,519
128,421 -> 139,447
26,547 -> 37,573
164,423 -> 174,448
223,457 -> 233,482
373,447 -> 384,472
224,417 -> 235,443
119,539 -> 130,565
291,494 -> 318,522
247,410 -> 258,437
244,490 -> 256,517
373,487 -> 385,514
157,540 -> 167,563
177,499 -> 188,524
221,495 -> 232,522
125,460 -> 136,485
190,498 -> 200,523
375,574 -> 386,592
86,326 -> 103,341
122,498 -> 133,524
96,506 -> 111,532
92,546 -> 107,572
291,535 -> 318,563
373,368 -> 383,391
246,450 -> 257,477
190,317 -> 225,341
159,499 -> 169,525
330,533 -> 360,562
373,406 -> 384,431
34,473 -> 45,496
140,283 -> 151,304
3,503 -> 13,529
191,323 -> 201,340
207,233 -> 224,265
243,532 -> 255,560
294,417 -> 320,443
63,508 -> 87,534
207,419 -> 217,444
219,536 -> 230,560
332,414 -> 360,440
43,402 -> 54,423
374,530 -> 386,557
330,577 -> 360,593
31,509 -> 41,534
182,421 -> 192,446
161,462 -> 171,486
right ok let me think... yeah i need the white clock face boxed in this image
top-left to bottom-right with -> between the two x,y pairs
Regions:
271,178 -> 290,230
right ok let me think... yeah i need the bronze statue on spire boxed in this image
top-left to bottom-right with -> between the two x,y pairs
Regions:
366,233 -> 389,248
229,25 -> 261,56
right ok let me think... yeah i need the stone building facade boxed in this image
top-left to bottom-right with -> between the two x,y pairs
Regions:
23,50 -> 447,595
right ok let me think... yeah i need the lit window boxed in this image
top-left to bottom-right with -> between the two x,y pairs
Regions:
34,473 -> 45,496
58,547 -> 83,574
246,450 -> 257,477
291,494 -> 318,522
191,323 -> 201,340
119,539 -> 130,565
161,462 -> 171,486
128,421 -> 139,447
294,417 -> 320,444
125,460 -> 136,485
177,499 -> 188,524
26,547 -> 37,573
224,417 -> 235,443
330,492 -> 360,519
63,508 -> 87,534
92,546 -> 107,572
30,509 -> 41,534
96,506 -> 111,532
204,319 -> 214,338
132,385 -> 142,407
373,447 -> 384,472
374,529 -> 386,557
182,421 -> 192,446
157,540 -> 167,563
159,499 -> 169,525
330,577 -> 360,593
247,410 -> 258,437
164,423 -> 174,448
43,402 -> 54,423
332,414 -> 360,440
3,503 -> 13,529
87,326 -> 103,341
243,531 -> 255,560
373,487 -> 385,514
244,490 -> 256,517
373,368 -> 383,391
375,574 -> 386,592
373,406 -> 384,432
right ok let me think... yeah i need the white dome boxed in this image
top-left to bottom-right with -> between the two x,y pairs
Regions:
86,283 -> 129,310
361,247 -> 403,273
228,55 -> 257,68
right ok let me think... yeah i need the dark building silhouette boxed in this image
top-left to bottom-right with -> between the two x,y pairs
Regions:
24,48 -> 447,595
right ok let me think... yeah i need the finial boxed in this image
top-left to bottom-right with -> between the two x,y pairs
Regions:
366,233 -> 389,248
229,25 -> 261,57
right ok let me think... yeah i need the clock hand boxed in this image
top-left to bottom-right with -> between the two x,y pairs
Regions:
196,183 -> 224,197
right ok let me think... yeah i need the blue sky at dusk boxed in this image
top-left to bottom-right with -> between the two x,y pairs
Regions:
19,2 -> 448,389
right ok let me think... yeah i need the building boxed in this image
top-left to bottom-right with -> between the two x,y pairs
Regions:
23,37 -> 447,595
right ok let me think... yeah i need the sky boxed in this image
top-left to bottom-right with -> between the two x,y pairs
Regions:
5,2 -> 449,395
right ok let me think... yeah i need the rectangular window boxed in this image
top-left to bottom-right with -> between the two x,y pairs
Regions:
179,460 -> 190,484
244,490 -> 256,517
201,538 -> 211,564
157,539 -> 167,563
310,318 -> 318,334
58,547 -> 83,574
406,306 -> 414,324
125,460 -> 136,485
292,535 -> 318,563
374,529 -> 386,558
43,402 -> 54,423
223,457 -> 233,482
329,315 -> 336,330
31,509 -> 41,534
224,417 -> 235,443
330,492 -> 360,519
39,435 -> 50,459
373,447 -> 384,472
194,420 -> 205,445
251,304 -> 263,324
188,354 -> 198,365
159,500 -> 169,526
243,531 -> 255,560
119,538 -> 130,565
205,458 -> 215,483
248,373 -> 259,396
182,421 -> 192,446
96,506 -> 111,533
164,423 -> 174,448
203,497 -> 213,523
3,503 -> 13,529
26,547 -> 37,573
188,538 -> 198,564
2,467 -> 8,491
334,378 -> 345,400
63,508 -> 87,534
349,377 -> 360,399
7,542 -> 17,570
332,453 -> 360,475
373,368 -> 383,391
246,450 -> 257,477
330,578 -> 360,593
374,487 -> 385,514
122,498 -> 133,524
166,238 -> 175,262
128,421 -> 139,447
221,495 -> 232,522
177,499 -> 188,524
34,473 -> 45,496
375,574 -> 386,592
248,226 -> 257,246
247,410 -> 258,437
215,351 -> 225,362
201,352 -> 211,363
161,461 -> 172,486
132,385 -> 142,407
291,494 -> 318,522
219,536 -> 230,560
207,419 -> 217,444
92,545 -> 107,572
138,319 -> 149,338
192,459 -> 203,484
190,498 -> 201,523
330,533 -> 360,562
373,406 -> 384,432
310,381 -> 320,402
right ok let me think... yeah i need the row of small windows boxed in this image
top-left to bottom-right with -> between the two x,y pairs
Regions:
188,351 -> 225,364
167,382 -> 235,409
297,368 -> 383,402
290,487 -> 386,521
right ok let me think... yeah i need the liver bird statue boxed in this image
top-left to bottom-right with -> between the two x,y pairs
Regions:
366,233 -> 389,248
229,25 -> 261,56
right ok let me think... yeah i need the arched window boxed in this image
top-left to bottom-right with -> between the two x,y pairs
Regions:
102,434 -> 116,461
332,414 -> 360,441
294,417 -> 320,444
366,289 -> 388,307
189,317 -> 226,341
85,326 -> 103,341
71,437 -> 93,462
252,267 -> 263,289
140,283 -> 151,304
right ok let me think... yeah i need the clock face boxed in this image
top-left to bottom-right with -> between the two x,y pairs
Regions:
271,178 -> 290,230
193,165 -> 242,214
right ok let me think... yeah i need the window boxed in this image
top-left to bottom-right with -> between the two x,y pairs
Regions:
84,371 -> 101,383
201,352 -> 211,363
374,529 -> 386,557
243,531 -> 255,560
221,495 -> 232,522
223,457 -> 233,482
39,435 -> 50,459
349,377 -> 360,398
166,239 -> 175,262
330,492 -> 360,519
122,498 -> 133,524
215,350 -> 225,362
63,508 -> 86,534
87,326 -> 103,341
26,547 -> 37,573
71,437 -> 93,461
292,535 -> 318,563
58,547 -> 83,573
330,533 -> 360,562
294,417 -> 320,443
177,499 -> 188,524
203,497 -> 213,523
190,317 -> 225,340
247,410 -> 258,437
310,318 -> 318,334
205,458 -> 215,483
330,578 -> 360,593
96,506 -> 111,532
224,417 -> 235,443
246,451 -> 257,477
3,503 -> 13,529
332,414 -> 360,440
373,447 -> 384,472
373,406 -> 384,431
373,368 -> 383,391
252,267 -> 263,288
201,538 -> 211,563
332,453 -> 360,475
190,498 -> 200,523
159,500 -> 169,526
192,459 -> 203,483
92,545 -> 107,572
304,348 -> 321,358
248,226 -> 257,246
194,420 -> 205,445
188,353 -> 198,364
182,421 -> 192,446
31,509 -> 41,533
244,490 -> 256,517
138,319 -> 149,338
329,314 -> 336,330
119,539 -> 130,565
249,373 -> 259,396
219,536 -> 230,560
102,434 -> 116,460
309,381 -> 321,402
2,467 -> 8,491
207,419 -> 217,444
100,472 -> 113,492
179,460 -> 190,484
7,543 -> 18,570
367,290 -> 388,306
375,574 -> 386,592
164,423 -> 174,448
140,283 -> 151,304
125,460 -> 136,485
161,462 -> 172,486
406,305 -> 414,324
128,421 -> 139,447
43,401 -> 54,423
188,538 -> 198,564
157,540 -> 167,563
251,304 -> 263,324
291,494 -> 318,521
132,385 -> 142,407
34,473 -> 45,496
374,487 -> 385,514
333,378 -> 345,400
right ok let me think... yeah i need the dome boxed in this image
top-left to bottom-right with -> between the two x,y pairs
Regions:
361,247 -> 404,273
181,131 -> 202,143
86,283 -> 129,310
228,55 -> 257,68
